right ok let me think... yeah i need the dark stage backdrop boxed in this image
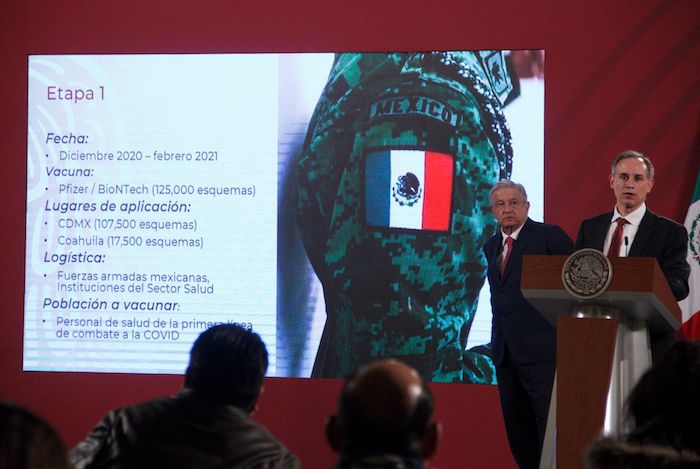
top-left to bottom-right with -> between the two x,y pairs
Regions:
1,1 -> 698,468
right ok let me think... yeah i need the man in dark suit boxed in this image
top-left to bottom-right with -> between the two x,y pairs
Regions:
484,180 -> 574,469
576,150 -> 690,363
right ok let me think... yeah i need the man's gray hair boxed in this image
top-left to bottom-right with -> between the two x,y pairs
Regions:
489,180 -> 528,204
611,150 -> 655,180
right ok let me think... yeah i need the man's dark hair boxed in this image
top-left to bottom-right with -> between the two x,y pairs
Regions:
336,366 -> 435,455
184,324 -> 268,412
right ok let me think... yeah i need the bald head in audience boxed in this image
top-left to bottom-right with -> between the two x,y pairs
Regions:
327,359 -> 440,467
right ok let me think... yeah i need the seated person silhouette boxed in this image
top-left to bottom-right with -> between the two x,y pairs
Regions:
584,340 -> 700,468
0,400 -> 69,469
70,324 -> 300,468
326,359 -> 440,468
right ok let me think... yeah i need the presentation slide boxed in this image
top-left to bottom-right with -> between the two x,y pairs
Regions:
24,52 -> 543,381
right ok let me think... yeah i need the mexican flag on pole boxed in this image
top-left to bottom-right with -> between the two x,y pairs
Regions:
679,169 -> 700,339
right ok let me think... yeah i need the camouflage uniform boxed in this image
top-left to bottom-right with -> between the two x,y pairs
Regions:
296,52 -> 516,383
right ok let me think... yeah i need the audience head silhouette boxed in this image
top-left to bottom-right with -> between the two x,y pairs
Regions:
184,323 -> 268,412
624,339 -> 700,452
584,340 -> 700,468
327,359 -> 439,467
0,401 -> 69,469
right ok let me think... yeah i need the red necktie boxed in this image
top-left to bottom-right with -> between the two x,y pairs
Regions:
500,236 -> 513,275
608,218 -> 628,258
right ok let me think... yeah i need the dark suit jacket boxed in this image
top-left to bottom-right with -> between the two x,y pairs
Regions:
484,218 -> 574,365
69,389 -> 301,469
575,209 -> 690,301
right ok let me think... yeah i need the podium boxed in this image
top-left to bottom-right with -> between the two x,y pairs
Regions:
521,254 -> 681,469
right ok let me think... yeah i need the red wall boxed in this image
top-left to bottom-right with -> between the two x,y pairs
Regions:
1,1 -> 698,467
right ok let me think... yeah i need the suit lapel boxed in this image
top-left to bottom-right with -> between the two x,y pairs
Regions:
501,218 -> 534,280
628,209 -> 655,256
591,213 -> 611,251
487,232 -> 504,284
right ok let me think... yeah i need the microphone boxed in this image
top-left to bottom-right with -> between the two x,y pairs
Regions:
624,236 -> 629,257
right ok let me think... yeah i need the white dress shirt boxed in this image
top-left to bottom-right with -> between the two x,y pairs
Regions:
500,223 -> 525,259
604,203 -> 646,257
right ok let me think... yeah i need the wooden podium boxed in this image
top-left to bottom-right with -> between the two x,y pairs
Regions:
521,254 -> 681,469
